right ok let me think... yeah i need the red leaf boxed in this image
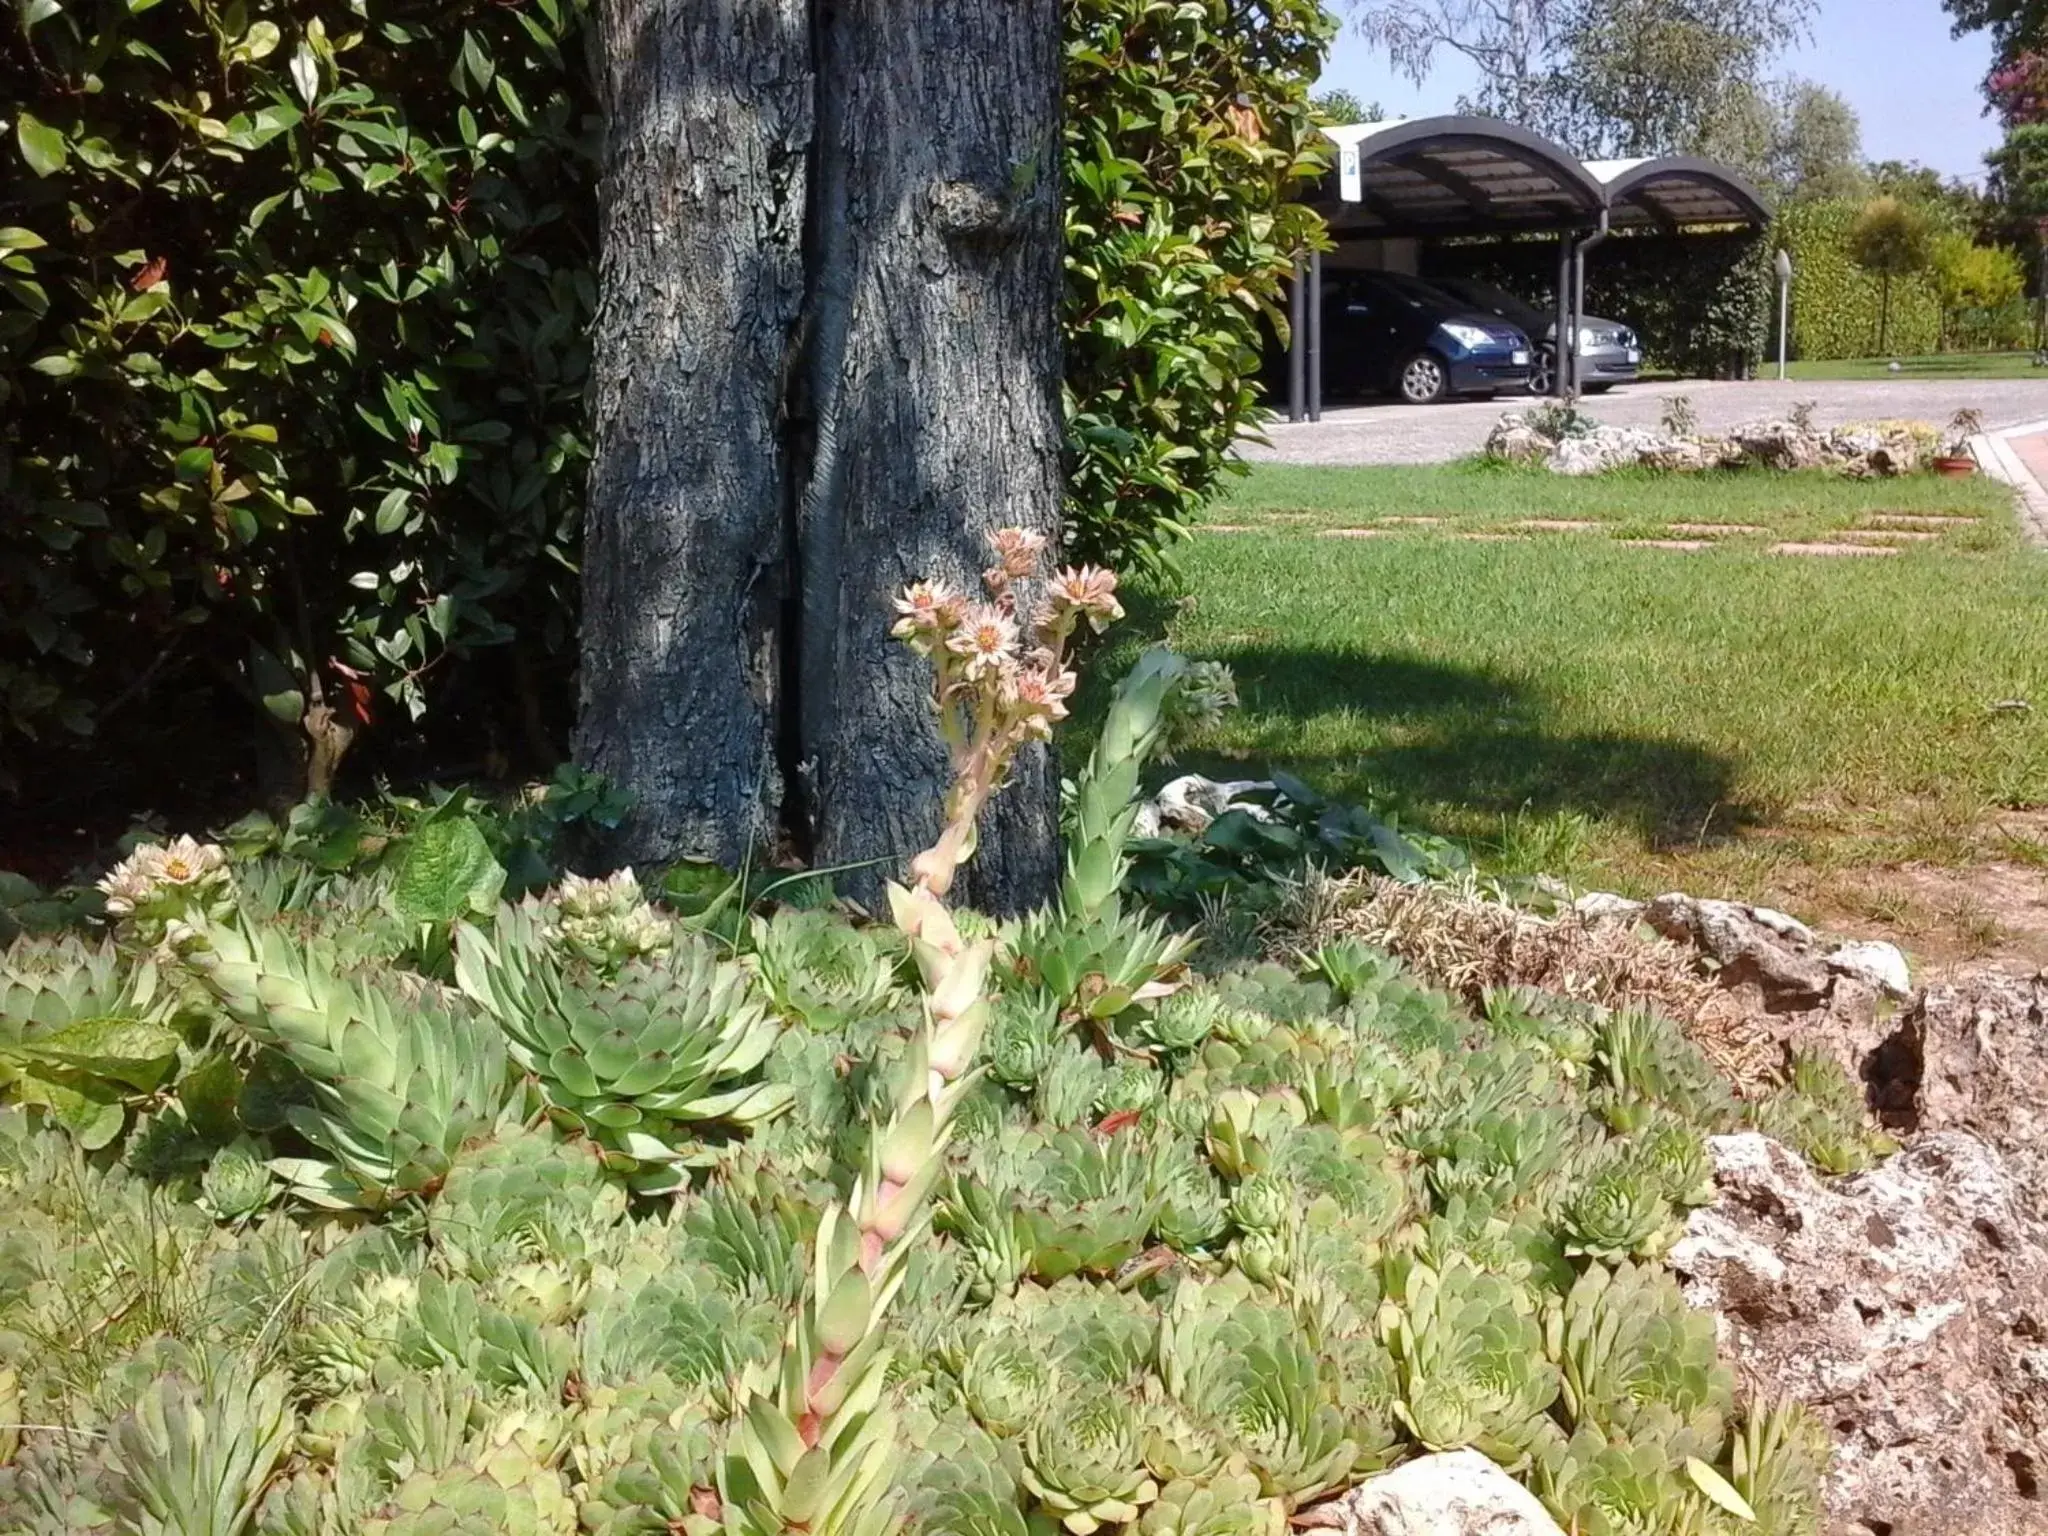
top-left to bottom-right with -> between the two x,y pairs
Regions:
132,256 -> 168,292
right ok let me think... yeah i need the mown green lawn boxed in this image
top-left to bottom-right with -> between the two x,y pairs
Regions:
1783,350 -> 2045,382
1129,462 -> 2048,957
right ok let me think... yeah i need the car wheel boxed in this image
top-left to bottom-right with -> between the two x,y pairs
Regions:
1399,353 -> 1449,404
1529,347 -> 1556,396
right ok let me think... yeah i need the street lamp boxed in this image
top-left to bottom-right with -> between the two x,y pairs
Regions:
1774,249 -> 1793,382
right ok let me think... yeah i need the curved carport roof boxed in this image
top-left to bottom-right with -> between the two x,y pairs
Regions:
1587,156 -> 1772,230
1323,117 -> 1608,239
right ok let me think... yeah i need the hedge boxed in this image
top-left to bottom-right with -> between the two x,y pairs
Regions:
1774,200 -> 1943,360
1424,230 -> 1772,380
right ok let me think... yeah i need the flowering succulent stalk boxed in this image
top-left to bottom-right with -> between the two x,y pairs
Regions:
550,869 -> 671,971
719,546 -> 1078,1536
891,527 -> 1117,899
95,835 -> 235,948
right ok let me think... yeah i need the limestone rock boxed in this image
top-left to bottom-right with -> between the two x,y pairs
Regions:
1572,891 -> 1646,923
1823,940 -> 1911,998
1296,1451 -> 1566,1536
1143,774 -> 1276,834
1483,415 -> 1551,465
1672,1132 -> 2048,1536
1643,894 -> 1831,1009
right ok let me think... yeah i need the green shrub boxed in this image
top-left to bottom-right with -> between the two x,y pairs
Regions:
1777,198 -> 1943,359
1061,0 -> 1334,571
1426,231 -> 1772,380
0,0 -> 596,795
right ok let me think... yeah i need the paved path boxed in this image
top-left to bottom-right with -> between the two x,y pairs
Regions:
1248,377 -> 2048,468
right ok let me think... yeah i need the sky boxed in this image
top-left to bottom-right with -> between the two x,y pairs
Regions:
1315,0 -> 2002,181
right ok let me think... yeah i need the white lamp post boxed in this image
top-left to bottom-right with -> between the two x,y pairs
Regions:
1775,249 -> 1793,382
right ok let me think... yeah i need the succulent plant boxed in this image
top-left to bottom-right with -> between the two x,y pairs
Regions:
1302,939 -> 1400,1009
1128,989 -> 1221,1061
1139,1471 -> 1283,1536
1203,1087 -> 1306,1181
1534,1423 -> 1726,1536
1,935 -> 187,1150
1009,902 -> 1194,1026
1015,1130 -> 1164,1281
961,1330 -> 1057,1439
550,869 -> 672,972
1592,1008 -> 1738,1134
106,1363 -> 295,1536
1561,1147 -> 1679,1263
1548,1262 -> 1732,1453
894,1407 -> 1034,1536
197,1136 -> 279,1224
181,916 -> 507,1209
1746,1048 -> 1897,1176
456,903 -> 790,1190
426,1125 -> 627,1278
1381,1258 -> 1560,1467
751,908 -> 898,1032
985,990 -> 1064,1091
1019,1388 -> 1159,1535
1729,1397 -> 1829,1536
574,1398 -> 722,1536
1160,1277 -> 1358,1509
938,1176 -> 1034,1300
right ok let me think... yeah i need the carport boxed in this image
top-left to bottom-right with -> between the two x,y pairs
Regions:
1286,118 -> 1771,421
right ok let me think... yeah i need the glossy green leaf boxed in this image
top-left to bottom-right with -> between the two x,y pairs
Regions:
16,112 -> 67,176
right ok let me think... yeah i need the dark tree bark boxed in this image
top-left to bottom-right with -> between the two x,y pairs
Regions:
580,0 -> 1063,911
578,1 -> 810,871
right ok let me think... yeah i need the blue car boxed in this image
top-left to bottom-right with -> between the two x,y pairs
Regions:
1321,270 -> 1534,403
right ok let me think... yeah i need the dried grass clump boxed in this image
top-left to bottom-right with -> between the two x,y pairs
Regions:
1292,874 -> 1781,1092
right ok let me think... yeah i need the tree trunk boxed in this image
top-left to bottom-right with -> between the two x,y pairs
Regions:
578,1 -> 810,871
580,0 -> 1063,912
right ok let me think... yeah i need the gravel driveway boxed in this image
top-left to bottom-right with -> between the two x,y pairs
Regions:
1246,377 -> 2048,467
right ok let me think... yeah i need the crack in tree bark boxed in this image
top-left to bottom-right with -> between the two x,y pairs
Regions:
580,0 -> 1061,912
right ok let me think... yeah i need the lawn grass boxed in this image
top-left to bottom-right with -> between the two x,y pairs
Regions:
1136,462 -> 2048,960
1783,350 -> 2046,382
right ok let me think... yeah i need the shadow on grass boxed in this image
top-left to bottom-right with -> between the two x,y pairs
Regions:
1197,645 -> 1761,854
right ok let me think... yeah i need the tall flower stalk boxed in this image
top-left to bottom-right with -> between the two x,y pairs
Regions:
892,529 -> 1121,899
721,530 -> 1113,1536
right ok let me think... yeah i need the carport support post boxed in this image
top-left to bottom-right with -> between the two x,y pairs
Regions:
1307,248 -> 1324,422
1553,235 -> 1573,398
1288,252 -> 1306,423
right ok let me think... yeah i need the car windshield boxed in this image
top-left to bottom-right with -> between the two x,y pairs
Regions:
1436,278 -> 1541,325
1354,271 -> 1468,311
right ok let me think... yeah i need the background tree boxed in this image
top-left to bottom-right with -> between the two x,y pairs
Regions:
1542,0 -> 1815,156
1928,231 -> 2025,347
578,0 -> 1064,907
1847,195 -> 1935,354
1943,0 -> 2048,64
1698,77 -> 1864,200
1346,0 -> 1565,127
1346,0 -> 1813,155
1311,87 -> 1384,123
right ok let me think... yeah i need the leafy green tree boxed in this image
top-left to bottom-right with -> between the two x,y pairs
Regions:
1311,88 -> 1384,124
1847,196 -> 1936,354
1545,0 -> 1816,157
1927,233 -> 2025,347
1346,0 -> 1814,156
1942,0 -> 2048,65
1698,77 -> 1864,201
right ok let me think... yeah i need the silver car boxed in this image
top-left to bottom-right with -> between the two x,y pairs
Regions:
1430,277 -> 1641,395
